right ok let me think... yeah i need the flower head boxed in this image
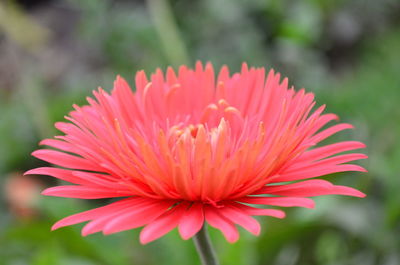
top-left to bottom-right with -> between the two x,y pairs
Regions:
28,62 -> 367,244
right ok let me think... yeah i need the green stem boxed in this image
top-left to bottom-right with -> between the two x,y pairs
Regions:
193,225 -> 220,265
146,0 -> 190,67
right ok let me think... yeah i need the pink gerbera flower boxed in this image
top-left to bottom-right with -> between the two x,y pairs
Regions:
27,62 -> 367,244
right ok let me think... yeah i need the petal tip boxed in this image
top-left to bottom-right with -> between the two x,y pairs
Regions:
102,230 -> 112,236
23,169 -> 35,176
276,211 -> 286,219
253,226 -> 261,236
31,150 -> 41,157
227,236 -> 239,244
353,190 -> 367,198
41,187 -> 58,197
51,218 -> 73,231
178,228 -> 194,240
81,225 -> 94,237
41,188 -> 51,196
307,200 -> 316,209
39,139 -> 49,146
102,226 -> 119,236
139,235 -> 151,245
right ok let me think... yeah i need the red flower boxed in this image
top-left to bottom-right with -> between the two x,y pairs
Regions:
27,62 -> 367,244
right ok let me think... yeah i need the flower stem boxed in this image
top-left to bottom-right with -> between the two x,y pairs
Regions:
146,0 -> 190,67
193,225 -> 220,265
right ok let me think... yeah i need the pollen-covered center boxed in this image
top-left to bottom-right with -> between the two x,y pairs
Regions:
171,124 -> 201,139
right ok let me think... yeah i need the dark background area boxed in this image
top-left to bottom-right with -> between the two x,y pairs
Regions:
0,0 -> 399,264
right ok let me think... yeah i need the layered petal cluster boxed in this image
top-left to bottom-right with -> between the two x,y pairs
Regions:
28,62 -> 367,244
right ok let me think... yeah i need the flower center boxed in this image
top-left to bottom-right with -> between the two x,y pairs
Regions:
171,124 -> 201,139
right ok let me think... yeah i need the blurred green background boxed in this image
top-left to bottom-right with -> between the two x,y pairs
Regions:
0,0 -> 399,264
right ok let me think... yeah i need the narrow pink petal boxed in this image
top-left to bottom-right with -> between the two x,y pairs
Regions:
238,196 -> 315,208
178,202 -> 205,240
42,186 -> 133,199
40,139 -> 77,153
71,171 -> 130,190
26,167 -> 128,191
79,198 -> 153,236
287,154 -> 368,173
230,203 -> 286,218
103,200 -> 176,235
139,202 -> 189,244
321,185 -> 366,197
32,150 -> 100,171
51,198 -> 136,230
219,206 -> 261,236
204,206 -> 239,243
311,123 -> 354,143
317,153 -> 368,166
82,206 -> 137,236
277,164 -> 367,182
25,167 -> 80,184
255,179 -> 366,197
300,141 -> 366,162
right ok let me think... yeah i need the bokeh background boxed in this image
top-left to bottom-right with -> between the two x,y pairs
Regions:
1,0 -> 399,264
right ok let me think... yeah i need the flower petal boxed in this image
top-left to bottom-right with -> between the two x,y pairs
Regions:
42,186 -> 133,199
26,167 -> 83,184
32,150 -> 100,171
103,200 -> 176,235
40,139 -> 77,153
255,179 -> 366,197
178,202 -> 205,240
300,141 -> 366,162
219,206 -> 260,236
311,123 -> 354,143
204,206 -> 239,243
82,205 -> 139,236
238,196 -> 315,208
139,202 -> 189,244
277,164 -> 367,182
51,198 -> 137,230
230,203 -> 286,218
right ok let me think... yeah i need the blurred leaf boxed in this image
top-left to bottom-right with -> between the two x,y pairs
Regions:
0,1 -> 50,52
